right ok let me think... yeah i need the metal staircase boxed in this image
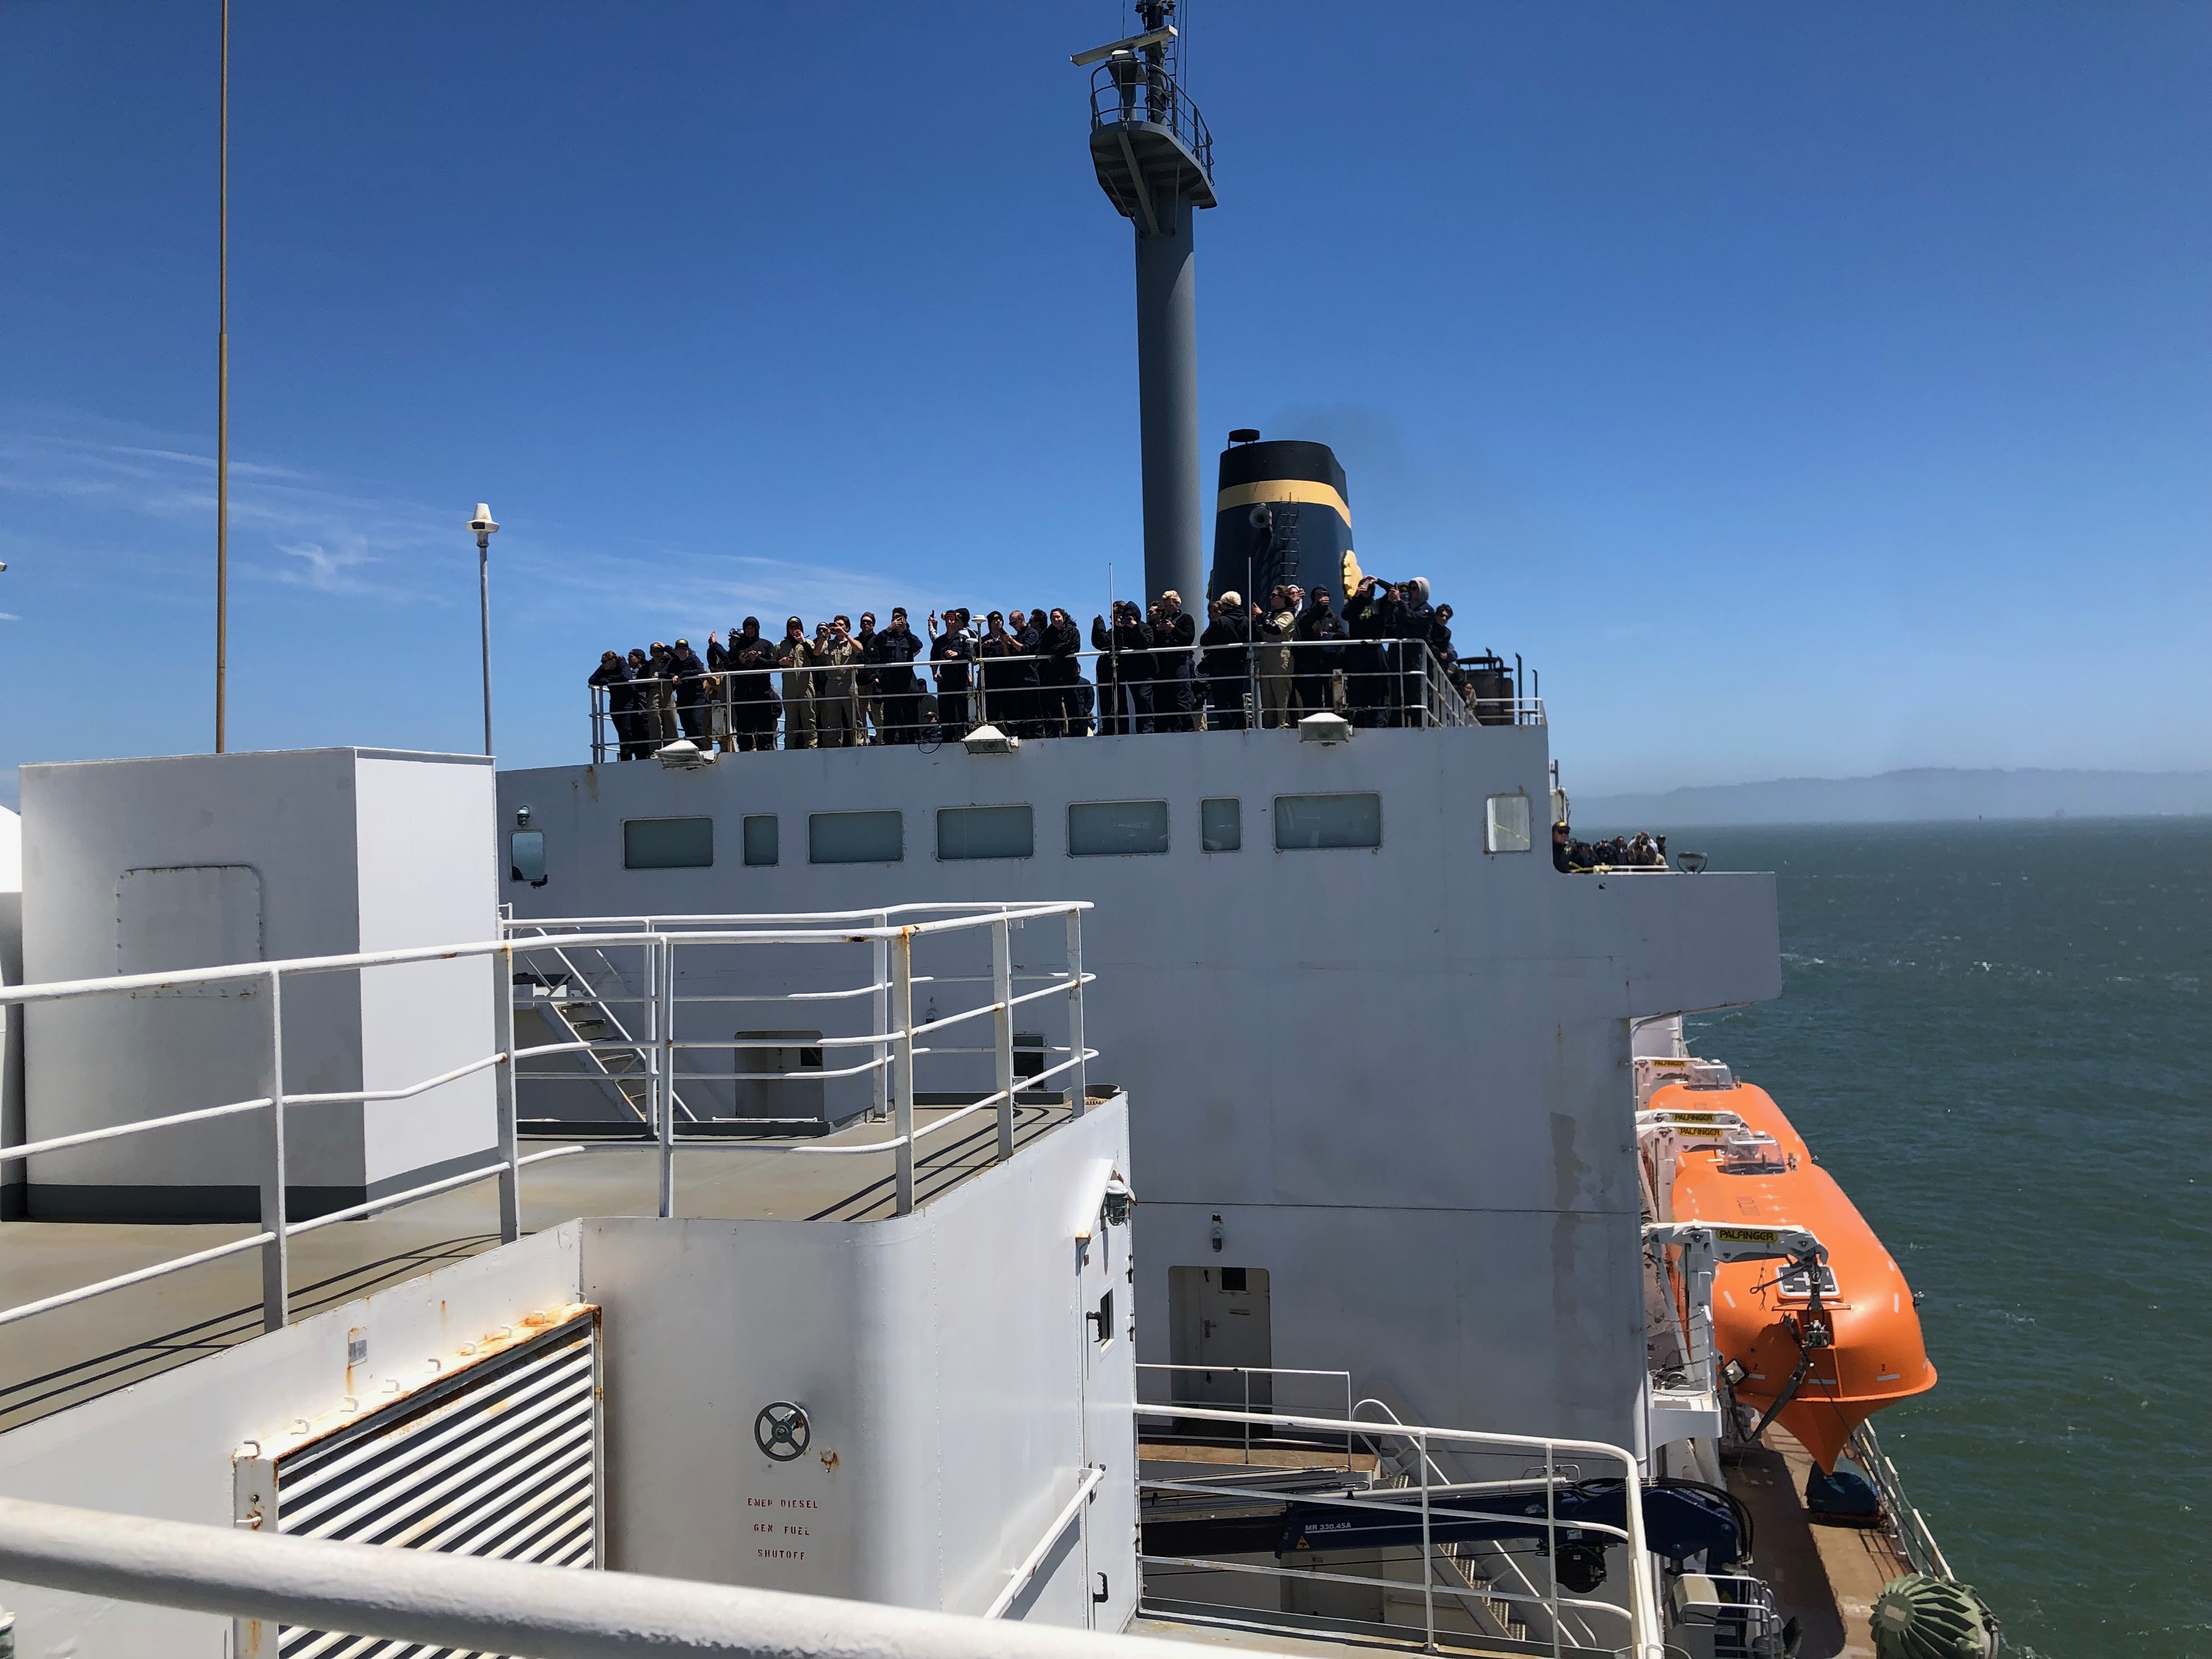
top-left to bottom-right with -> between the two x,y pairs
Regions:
514,940 -> 697,1126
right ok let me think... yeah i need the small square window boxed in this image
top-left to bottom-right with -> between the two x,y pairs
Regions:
1200,797 -> 1242,853
1273,793 -> 1381,850
742,815 -> 780,867
1485,792 -> 1533,854
1068,799 -> 1170,856
938,804 -> 1034,861
624,816 -> 713,870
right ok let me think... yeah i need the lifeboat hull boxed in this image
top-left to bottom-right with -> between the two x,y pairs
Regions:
1655,1079 -> 1936,1470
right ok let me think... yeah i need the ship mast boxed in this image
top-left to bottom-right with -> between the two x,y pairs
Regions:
215,0 -> 230,753
1074,2 -> 1217,608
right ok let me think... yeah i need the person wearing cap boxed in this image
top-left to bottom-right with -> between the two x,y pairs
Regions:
814,615 -> 864,748
871,607 -> 925,742
1294,585 -> 1345,718
1149,589 -> 1197,733
855,612 -> 883,743
1199,593 -> 1250,730
667,637 -> 714,742
1255,585 -> 1299,729
642,641 -> 680,746
776,617 -> 819,749
588,650 -> 635,760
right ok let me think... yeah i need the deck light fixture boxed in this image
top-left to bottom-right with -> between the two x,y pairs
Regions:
657,739 -> 714,771
1298,712 -> 1352,746
962,723 -> 1020,756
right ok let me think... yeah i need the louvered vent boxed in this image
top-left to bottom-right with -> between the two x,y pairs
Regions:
270,1310 -> 600,1658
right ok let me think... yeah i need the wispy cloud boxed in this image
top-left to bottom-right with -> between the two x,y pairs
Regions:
0,612 -> 20,623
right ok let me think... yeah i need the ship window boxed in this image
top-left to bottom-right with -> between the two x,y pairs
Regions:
1014,1032 -> 1046,1079
1200,797 -> 1242,853
1485,791 -> 1533,854
1273,792 -> 1381,850
937,804 -> 1034,861
509,831 -> 546,885
809,810 -> 903,865
623,816 -> 713,870
742,814 -> 780,867
1092,1289 -> 1115,1347
1068,799 -> 1170,857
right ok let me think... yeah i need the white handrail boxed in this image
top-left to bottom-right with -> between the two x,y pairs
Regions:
984,1466 -> 1105,1620
0,1494 -> 1211,1659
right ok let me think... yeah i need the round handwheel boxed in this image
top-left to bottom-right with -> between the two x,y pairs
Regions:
754,1401 -> 810,1462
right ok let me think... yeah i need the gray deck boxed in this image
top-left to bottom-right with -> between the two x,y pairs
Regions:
0,1101 -> 1073,1435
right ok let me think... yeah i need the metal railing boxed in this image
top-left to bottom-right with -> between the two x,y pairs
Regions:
0,1492 -> 1218,1659
586,641 -> 1544,761
1849,1420 -> 1954,1582
503,904 -> 1096,1220
1135,1364 -> 1353,1460
1131,1402 -> 1665,1659
1089,59 -> 1214,177
0,904 -> 1096,1339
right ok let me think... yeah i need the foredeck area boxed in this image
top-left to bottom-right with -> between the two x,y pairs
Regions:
0,1093 -> 1105,1437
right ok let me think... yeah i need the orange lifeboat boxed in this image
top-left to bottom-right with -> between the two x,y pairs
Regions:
1652,1076 -> 1936,1470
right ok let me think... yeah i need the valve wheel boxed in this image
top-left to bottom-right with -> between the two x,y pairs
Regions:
755,1401 -> 810,1462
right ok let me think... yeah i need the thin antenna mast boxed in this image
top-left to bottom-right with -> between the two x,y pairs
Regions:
215,0 -> 230,753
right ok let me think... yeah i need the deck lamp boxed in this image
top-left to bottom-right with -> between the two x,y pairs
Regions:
468,504 -> 500,757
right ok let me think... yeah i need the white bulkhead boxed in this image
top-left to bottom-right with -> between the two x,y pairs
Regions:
499,724 -> 1781,1451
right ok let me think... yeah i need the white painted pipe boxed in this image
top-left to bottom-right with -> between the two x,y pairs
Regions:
0,1496 -> 1204,1659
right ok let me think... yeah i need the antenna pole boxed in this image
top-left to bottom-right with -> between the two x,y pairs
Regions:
215,0 -> 230,753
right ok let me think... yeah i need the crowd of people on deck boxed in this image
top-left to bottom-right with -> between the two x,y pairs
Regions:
1551,825 -> 1667,873
586,578 -> 1486,757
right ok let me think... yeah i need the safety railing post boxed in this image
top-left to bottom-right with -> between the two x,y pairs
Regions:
1064,909 -> 1087,1116
892,932 -> 916,1215
991,915 -> 1015,1161
1242,1369 -> 1251,1459
656,933 -> 676,1219
257,969 -> 288,1333
493,943 -> 521,1244
1419,1427 -> 1436,1654
1547,1440 -> 1561,1659
871,913 -> 889,1121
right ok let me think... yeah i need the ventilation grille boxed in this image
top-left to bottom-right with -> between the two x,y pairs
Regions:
272,1311 -> 599,1658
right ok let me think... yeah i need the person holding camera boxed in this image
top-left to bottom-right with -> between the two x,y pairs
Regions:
870,607 -> 924,743
928,608 -> 976,739
1294,585 -> 1345,717
1199,592 -> 1250,730
1149,590 -> 1197,732
1091,601 -> 1154,735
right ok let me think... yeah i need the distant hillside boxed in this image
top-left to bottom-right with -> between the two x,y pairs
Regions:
1576,768 -> 2212,828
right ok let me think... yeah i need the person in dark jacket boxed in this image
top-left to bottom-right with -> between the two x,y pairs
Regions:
1294,586 -> 1345,719
1039,608 -> 1085,736
974,611 -> 1024,733
1393,577 -> 1437,727
667,639 -> 713,741
1340,579 -> 1393,726
929,608 -> 975,738
871,608 -> 925,743
1148,591 -> 1197,732
589,651 -> 635,760
642,641 -> 681,746
719,618 -> 780,749
1006,609 -> 1045,738
1198,594 -> 1250,730
1091,602 -> 1153,735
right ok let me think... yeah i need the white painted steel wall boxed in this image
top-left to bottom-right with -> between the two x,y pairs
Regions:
0,1226 -> 585,1656
16,749 -> 498,1214
580,1099 -> 1138,1629
1,804 -> 20,1219
499,726 -> 1781,1450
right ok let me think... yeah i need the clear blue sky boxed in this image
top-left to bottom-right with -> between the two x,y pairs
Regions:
3,2 -> 2207,802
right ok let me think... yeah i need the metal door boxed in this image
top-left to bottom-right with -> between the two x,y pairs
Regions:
1167,1266 -> 1272,1407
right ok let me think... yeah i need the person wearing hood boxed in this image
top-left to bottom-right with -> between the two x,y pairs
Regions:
718,618 -> 781,751
1294,585 -> 1346,718
1199,592 -> 1251,730
641,641 -> 681,746
666,637 -> 714,742
1393,577 -> 1437,727
589,650 -> 635,760
1091,601 -> 1154,735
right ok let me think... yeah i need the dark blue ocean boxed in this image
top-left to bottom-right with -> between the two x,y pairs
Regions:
1641,819 -> 2209,1658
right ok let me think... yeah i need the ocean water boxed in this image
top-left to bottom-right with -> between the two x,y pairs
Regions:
1654,819 -> 2210,1658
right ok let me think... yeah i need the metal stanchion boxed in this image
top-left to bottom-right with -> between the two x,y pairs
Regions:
992,916 -> 1016,1161
257,969 -> 288,1332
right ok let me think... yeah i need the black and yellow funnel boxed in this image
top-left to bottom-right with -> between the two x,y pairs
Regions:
1206,435 -> 1356,604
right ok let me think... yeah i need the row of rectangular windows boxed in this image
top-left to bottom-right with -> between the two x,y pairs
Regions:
615,793 -> 1393,870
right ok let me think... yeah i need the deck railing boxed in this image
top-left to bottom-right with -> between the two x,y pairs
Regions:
0,904 -> 1095,1338
587,641 -> 1544,762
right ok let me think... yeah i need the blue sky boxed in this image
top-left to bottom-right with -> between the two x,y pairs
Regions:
3,1 -> 2207,802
